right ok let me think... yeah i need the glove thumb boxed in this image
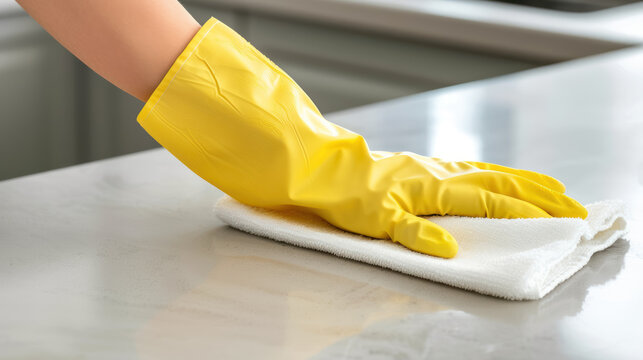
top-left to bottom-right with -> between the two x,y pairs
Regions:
389,211 -> 458,258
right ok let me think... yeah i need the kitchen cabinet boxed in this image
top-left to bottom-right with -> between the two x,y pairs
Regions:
82,70 -> 154,162
245,14 -> 543,112
0,15 -> 79,180
259,56 -> 432,113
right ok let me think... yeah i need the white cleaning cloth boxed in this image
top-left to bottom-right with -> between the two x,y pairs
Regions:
214,196 -> 628,300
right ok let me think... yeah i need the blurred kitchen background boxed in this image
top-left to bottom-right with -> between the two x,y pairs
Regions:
1,0 -> 641,181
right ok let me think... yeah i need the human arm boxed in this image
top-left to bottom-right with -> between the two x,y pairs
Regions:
15,0 -> 200,102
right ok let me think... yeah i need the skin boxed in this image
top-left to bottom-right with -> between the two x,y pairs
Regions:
15,0 -> 201,102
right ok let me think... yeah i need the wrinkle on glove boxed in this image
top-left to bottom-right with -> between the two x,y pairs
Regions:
214,196 -> 628,300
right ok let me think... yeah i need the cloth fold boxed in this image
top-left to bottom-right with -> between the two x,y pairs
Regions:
214,196 -> 628,300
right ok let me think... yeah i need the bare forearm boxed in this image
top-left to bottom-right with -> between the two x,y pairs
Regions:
16,0 -> 201,102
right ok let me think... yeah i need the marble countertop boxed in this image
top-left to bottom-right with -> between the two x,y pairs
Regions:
198,0 -> 643,61
2,46 -> 643,358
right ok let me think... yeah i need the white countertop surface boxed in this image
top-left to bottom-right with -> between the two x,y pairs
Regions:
200,0 -> 643,60
2,45 -> 642,358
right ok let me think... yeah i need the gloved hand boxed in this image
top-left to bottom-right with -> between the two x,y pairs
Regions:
137,17 -> 587,258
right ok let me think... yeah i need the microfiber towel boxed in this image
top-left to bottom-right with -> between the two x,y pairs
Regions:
214,196 -> 628,300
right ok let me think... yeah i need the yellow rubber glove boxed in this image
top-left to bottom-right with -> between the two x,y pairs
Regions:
137,18 -> 587,258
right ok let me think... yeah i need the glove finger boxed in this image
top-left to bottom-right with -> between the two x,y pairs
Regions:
464,161 -> 566,193
410,182 -> 552,219
466,171 -> 587,218
388,210 -> 458,258
396,154 -> 566,193
475,190 -> 553,218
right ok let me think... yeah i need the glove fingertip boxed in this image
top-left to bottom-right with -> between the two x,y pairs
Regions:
570,201 -> 589,220
390,213 -> 459,259
424,233 -> 458,259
